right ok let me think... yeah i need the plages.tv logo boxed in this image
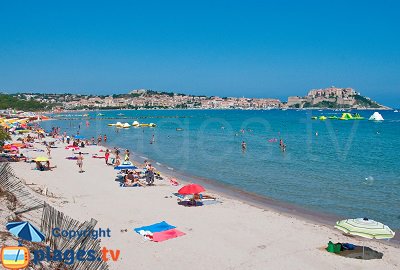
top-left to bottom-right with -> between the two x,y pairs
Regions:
3,220 -> 120,269
1,246 -> 30,269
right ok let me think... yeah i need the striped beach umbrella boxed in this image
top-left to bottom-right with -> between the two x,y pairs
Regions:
335,218 -> 395,239
6,221 -> 45,242
335,218 -> 395,258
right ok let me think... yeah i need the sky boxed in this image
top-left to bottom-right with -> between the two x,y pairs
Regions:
0,0 -> 399,107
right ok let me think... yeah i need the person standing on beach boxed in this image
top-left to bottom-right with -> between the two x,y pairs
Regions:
105,149 -> 110,165
46,145 -> 51,158
77,152 -> 84,173
91,137 -> 95,145
97,136 -> 102,146
146,163 -> 155,185
124,149 -> 130,161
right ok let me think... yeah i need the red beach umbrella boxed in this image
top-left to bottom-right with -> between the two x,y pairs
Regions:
178,184 -> 205,195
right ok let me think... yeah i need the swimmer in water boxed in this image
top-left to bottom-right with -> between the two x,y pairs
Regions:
241,141 -> 247,151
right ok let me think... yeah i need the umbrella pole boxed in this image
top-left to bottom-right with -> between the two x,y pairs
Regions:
363,244 -> 365,259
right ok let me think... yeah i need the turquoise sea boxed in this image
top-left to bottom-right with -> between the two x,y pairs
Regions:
45,109 -> 400,229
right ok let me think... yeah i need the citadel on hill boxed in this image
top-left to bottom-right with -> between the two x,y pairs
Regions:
287,87 -> 389,109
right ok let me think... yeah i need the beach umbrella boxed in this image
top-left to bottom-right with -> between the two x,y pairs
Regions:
178,184 -> 205,195
335,218 -> 395,239
6,221 -> 45,242
114,162 -> 138,170
34,156 -> 49,162
335,218 -> 395,258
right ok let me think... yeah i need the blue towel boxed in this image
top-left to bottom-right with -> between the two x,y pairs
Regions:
134,221 -> 176,233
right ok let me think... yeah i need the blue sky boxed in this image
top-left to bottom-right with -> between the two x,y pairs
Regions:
0,0 -> 399,107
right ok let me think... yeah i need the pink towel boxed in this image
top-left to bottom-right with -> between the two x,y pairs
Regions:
152,229 -> 185,242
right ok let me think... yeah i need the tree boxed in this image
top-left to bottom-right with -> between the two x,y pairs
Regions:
0,128 -> 11,146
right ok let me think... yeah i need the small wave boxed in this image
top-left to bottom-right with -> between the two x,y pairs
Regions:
364,176 -> 375,186
167,167 -> 174,170
139,156 -> 148,159
156,162 -> 162,165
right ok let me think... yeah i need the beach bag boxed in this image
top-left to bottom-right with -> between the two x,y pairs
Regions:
334,243 -> 342,253
326,241 -> 335,253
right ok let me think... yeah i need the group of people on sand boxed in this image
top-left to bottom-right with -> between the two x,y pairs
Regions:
122,160 -> 157,187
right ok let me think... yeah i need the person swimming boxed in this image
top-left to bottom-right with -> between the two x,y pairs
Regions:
241,141 -> 247,151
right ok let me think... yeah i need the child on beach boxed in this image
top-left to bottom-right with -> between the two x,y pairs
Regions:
105,149 -> 110,165
77,152 -> 84,173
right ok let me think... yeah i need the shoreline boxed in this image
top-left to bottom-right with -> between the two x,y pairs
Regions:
126,150 -> 400,246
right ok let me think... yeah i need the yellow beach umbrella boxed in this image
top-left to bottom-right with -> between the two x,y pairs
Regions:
34,156 -> 49,162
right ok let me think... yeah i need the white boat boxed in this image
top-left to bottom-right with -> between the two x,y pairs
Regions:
132,121 -> 140,127
368,112 -> 384,121
394,110 -> 398,113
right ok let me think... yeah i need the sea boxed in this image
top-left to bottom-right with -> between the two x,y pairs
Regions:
43,109 -> 400,230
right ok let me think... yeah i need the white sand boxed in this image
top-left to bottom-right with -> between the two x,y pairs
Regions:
7,140 -> 400,270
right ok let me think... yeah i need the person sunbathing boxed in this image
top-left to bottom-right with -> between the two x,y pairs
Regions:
124,171 -> 146,187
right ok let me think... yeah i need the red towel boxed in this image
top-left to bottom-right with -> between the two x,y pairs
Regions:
152,229 -> 185,242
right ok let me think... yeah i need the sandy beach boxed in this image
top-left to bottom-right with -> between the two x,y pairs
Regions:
0,135 -> 397,270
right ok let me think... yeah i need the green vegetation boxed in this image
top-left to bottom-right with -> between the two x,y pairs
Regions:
302,101 -> 351,108
0,128 -> 11,146
0,94 -> 50,111
354,94 -> 380,108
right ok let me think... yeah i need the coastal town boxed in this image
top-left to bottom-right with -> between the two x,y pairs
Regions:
2,86 -> 389,111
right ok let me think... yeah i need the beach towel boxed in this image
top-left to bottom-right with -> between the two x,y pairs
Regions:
92,155 -> 105,159
173,193 -> 185,199
120,183 -> 140,187
66,156 -> 78,160
152,229 -> 185,242
170,178 -> 179,186
134,221 -> 176,234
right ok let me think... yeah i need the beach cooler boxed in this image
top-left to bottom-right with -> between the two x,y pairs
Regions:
326,241 -> 342,253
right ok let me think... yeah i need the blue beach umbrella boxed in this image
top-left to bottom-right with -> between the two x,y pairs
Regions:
6,221 -> 45,242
